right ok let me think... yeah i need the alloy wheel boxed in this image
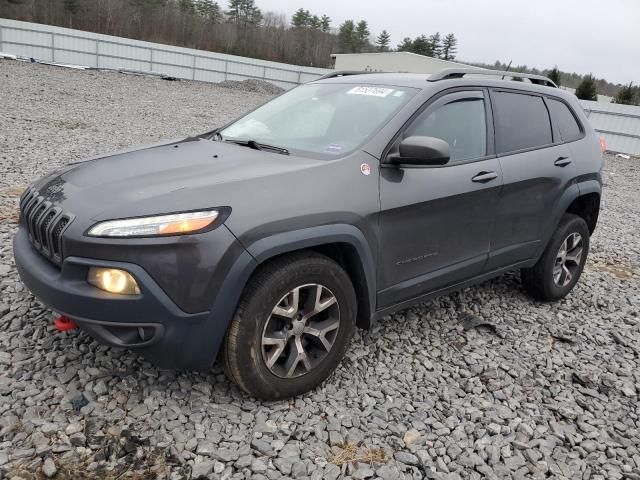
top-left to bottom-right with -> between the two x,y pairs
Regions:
553,232 -> 583,287
261,283 -> 340,378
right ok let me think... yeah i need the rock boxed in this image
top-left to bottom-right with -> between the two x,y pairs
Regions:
394,451 -> 420,466
403,429 -> 422,445
65,423 -> 83,436
41,423 -> 59,435
42,457 -> 57,478
329,430 -> 343,446
93,380 -> 108,396
195,441 -> 215,457
191,460 -> 214,478
212,448 -> 239,463
251,438 -> 275,457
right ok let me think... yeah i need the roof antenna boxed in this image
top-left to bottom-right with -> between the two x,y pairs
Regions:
502,60 -> 512,80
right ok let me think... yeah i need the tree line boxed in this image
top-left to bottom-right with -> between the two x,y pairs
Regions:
0,0 -> 336,67
0,0 -> 460,68
3,0 -> 632,103
473,61 -> 636,105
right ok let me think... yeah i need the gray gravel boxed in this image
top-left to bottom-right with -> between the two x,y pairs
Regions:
1,58 -> 639,480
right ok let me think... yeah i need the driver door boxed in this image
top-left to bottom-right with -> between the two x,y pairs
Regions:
378,89 -> 503,308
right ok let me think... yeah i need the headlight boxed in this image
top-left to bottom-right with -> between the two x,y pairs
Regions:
87,210 -> 220,237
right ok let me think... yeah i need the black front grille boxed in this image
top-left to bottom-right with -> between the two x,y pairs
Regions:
19,188 -> 73,266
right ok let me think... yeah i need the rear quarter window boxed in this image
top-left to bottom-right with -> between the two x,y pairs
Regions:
492,91 -> 553,154
547,98 -> 582,142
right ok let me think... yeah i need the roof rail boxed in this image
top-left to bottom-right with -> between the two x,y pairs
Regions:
428,68 -> 558,88
315,70 -> 379,81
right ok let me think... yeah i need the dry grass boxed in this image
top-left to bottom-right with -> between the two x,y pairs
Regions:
589,261 -> 635,279
327,442 -> 388,466
0,186 -> 25,224
7,430 -> 187,480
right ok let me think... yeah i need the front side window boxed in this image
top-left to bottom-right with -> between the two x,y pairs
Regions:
547,98 -> 582,142
407,96 -> 487,163
220,83 -> 417,157
492,91 -> 553,154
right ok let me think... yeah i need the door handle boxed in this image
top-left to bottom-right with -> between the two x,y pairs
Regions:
554,156 -> 572,167
471,171 -> 498,183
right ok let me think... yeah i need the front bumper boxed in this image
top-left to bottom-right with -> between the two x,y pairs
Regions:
13,227 -> 215,369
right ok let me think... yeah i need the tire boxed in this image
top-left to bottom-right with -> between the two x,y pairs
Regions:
521,213 -> 590,301
221,252 -> 356,400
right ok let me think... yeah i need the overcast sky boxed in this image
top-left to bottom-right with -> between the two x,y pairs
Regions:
256,0 -> 639,85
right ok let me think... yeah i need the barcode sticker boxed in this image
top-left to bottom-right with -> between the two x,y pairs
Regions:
347,86 -> 394,97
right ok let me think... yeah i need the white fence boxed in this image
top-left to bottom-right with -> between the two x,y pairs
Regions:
580,100 -> 640,155
0,18 -> 329,89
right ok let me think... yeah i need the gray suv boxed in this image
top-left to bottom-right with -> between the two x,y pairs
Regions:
13,69 -> 603,399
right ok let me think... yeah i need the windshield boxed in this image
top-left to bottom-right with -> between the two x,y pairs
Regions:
219,83 -> 417,156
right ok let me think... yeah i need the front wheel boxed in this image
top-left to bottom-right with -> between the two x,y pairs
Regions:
221,252 -> 356,400
521,213 -> 590,301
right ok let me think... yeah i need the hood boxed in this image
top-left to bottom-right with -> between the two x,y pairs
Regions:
34,138 -> 322,223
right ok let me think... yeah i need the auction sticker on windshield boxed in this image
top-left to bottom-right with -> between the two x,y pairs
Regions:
347,86 -> 395,97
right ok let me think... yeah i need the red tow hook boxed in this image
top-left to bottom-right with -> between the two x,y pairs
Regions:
54,315 -> 78,332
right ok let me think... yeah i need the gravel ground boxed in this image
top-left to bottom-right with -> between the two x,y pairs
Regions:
0,58 -> 639,480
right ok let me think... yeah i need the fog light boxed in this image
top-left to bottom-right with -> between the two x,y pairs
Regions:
88,267 -> 140,295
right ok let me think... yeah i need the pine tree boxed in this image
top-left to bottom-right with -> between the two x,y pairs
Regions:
376,30 -> 391,51
547,66 -> 561,87
178,0 -> 195,14
612,83 -> 638,105
320,15 -> 331,33
428,32 -> 442,58
441,33 -> 458,60
291,8 -> 310,28
309,15 -> 321,30
355,20 -> 370,53
227,0 -> 261,27
397,37 -> 413,52
575,75 -> 598,101
411,35 -> 433,56
338,20 -> 356,53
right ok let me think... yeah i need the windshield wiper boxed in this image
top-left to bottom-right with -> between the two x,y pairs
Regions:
224,139 -> 290,155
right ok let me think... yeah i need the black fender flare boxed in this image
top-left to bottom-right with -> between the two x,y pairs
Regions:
531,183 -> 581,262
203,224 -> 376,367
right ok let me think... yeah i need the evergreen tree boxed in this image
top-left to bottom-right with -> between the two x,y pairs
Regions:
547,66 -> 561,86
441,33 -> 457,60
291,8 -> 310,28
309,15 -> 321,30
575,75 -> 598,101
320,15 -> 331,33
376,30 -> 391,51
397,37 -> 413,52
338,20 -> 356,53
612,83 -> 638,105
355,20 -> 370,52
178,0 -> 195,14
411,35 -> 433,56
227,0 -> 261,27
428,32 -> 441,58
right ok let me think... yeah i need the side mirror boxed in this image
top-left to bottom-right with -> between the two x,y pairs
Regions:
394,136 -> 450,165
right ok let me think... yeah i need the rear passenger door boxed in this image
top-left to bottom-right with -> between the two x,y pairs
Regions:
486,90 -> 578,270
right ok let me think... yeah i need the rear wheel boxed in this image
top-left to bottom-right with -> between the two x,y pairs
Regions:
521,214 -> 589,301
222,252 -> 356,399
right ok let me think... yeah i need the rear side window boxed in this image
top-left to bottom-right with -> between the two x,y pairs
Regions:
407,97 -> 487,163
547,98 -> 582,142
492,91 -> 553,154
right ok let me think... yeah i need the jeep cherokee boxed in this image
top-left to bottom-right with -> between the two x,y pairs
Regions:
13,69 -> 603,399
